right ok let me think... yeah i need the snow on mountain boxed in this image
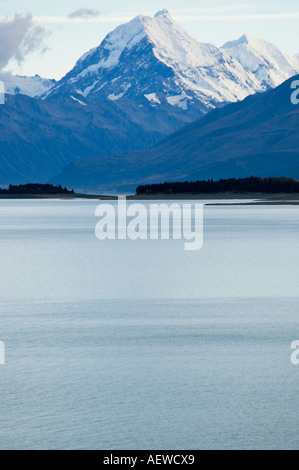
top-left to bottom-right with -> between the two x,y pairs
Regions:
44,9 -> 264,111
3,74 -> 55,98
293,53 -> 299,69
221,34 -> 299,88
2,12 -> 296,108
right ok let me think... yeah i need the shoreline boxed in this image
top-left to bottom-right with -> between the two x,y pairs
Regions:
128,192 -> 299,205
0,193 -> 114,200
1,192 -> 299,204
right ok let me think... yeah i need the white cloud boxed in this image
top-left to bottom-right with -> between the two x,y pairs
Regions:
68,8 -> 102,20
0,14 -> 48,72
31,15 -> 130,24
175,12 -> 299,21
27,10 -> 299,24
172,4 -> 254,14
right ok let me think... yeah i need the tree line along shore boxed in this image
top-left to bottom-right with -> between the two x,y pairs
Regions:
0,184 -> 74,196
136,177 -> 299,195
1,178 -> 299,199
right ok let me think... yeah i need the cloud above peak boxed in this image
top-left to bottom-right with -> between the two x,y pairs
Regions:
68,8 -> 102,20
0,14 -> 48,72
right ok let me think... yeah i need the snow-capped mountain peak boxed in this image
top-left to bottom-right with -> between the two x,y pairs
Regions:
222,33 -> 255,48
3,11 -> 298,108
154,9 -> 170,17
221,34 -> 299,87
44,10 -> 264,109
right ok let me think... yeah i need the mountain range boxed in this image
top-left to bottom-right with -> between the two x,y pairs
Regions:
0,9 -> 298,188
51,75 -> 299,192
44,9 -> 264,108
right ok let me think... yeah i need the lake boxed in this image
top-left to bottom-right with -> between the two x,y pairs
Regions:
0,199 -> 299,449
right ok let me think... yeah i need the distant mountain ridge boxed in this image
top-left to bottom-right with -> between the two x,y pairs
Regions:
2,74 -> 55,98
50,75 -> 299,191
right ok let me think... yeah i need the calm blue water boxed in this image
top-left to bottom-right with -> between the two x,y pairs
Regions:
0,199 -> 299,449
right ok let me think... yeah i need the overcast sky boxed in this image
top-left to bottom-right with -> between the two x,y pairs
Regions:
1,0 -> 298,80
